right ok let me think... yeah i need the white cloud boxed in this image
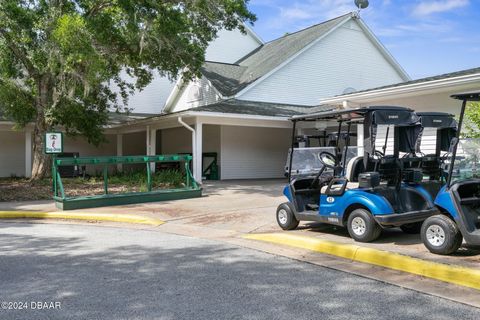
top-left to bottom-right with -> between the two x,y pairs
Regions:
259,0 -> 355,33
413,0 -> 469,16
280,7 -> 314,20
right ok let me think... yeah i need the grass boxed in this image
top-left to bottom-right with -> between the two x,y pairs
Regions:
0,169 -> 186,202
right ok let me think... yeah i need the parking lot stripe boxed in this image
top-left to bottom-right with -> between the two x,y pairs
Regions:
244,233 -> 480,290
0,211 -> 164,226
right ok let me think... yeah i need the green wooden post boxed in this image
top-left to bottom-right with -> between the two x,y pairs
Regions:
185,162 -> 190,188
52,155 -> 57,195
103,166 -> 108,194
56,171 -> 65,199
146,162 -> 152,192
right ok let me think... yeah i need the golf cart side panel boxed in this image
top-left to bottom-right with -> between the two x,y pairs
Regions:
435,181 -> 480,246
319,190 -> 394,222
434,186 -> 459,220
283,185 -> 293,202
410,184 -> 436,205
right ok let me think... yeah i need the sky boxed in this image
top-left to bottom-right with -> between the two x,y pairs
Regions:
247,0 -> 480,79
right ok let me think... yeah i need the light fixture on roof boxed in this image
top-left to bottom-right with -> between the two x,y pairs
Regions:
353,0 -> 369,18
354,0 -> 369,9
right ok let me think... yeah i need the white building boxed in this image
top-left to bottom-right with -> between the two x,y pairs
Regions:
3,12 -> 474,181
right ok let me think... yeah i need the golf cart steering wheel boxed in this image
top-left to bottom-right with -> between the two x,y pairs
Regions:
310,151 -> 338,189
374,150 -> 384,158
318,151 -> 338,170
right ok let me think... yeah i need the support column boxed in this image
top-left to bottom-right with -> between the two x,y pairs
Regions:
357,124 -> 364,155
25,129 -> 32,178
149,128 -> 157,172
116,134 -> 123,172
146,126 -> 150,154
194,120 -> 203,183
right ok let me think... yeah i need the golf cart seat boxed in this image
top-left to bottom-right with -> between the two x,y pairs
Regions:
421,154 -> 442,179
377,156 -> 401,185
346,156 -> 365,182
321,182 -> 359,193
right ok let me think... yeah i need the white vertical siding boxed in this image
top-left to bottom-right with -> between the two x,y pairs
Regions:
121,132 -> 147,156
119,27 -> 261,115
161,127 -> 192,154
202,125 -> 221,171
160,125 -> 220,175
206,28 -> 262,63
63,134 -> 118,175
418,128 -> 438,155
125,74 -> 176,114
0,131 -> 26,177
170,76 -> 222,113
220,126 -> 291,179
0,131 -> 120,178
238,20 -> 405,105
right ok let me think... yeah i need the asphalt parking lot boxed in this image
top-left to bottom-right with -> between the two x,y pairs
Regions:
1,222 -> 480,320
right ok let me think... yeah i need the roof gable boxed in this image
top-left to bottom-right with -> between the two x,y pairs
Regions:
200,13 -> 352,97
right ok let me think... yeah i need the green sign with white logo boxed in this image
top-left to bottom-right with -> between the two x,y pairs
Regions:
45,132 -> 63,154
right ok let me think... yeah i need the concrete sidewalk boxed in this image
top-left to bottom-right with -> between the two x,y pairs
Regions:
2,179 -> 478,266
0,179 -> 282,233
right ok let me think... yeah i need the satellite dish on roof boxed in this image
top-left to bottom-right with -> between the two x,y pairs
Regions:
354,0 -> 369,9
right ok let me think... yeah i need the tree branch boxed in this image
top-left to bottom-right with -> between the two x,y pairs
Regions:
0,28 -> 38,77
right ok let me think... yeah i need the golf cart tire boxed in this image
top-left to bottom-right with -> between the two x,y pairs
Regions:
421,215 -> 463,255
347,208 -> 382,242
400,222 -> 422,234
276,202 -> 299,230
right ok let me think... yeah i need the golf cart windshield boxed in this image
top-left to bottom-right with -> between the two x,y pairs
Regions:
342,146 -> 359,165
286,147 -> 336,176
450,139 -> 480,182
417,112 -> 457,155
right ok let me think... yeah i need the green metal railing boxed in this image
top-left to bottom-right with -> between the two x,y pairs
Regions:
52,154 -> 201,210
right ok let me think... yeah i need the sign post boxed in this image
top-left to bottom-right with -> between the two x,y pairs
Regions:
45,132 -> 63,193
45,132 -> 63,154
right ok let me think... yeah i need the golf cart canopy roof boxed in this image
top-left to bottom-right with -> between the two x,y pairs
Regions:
451,91 -> 480,101
291,106 -> 418,126
417,112 -> 457,128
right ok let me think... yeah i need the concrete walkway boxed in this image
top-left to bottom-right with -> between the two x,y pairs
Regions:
1,179 -> 479,265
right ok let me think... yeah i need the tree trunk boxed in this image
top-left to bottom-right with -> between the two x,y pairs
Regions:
30,121 -> 50,180
30,76 -> 51,180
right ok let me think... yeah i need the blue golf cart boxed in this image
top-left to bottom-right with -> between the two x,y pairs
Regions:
409,111 -> 457,202
420,92 -> 480,254
277,106 -> 439,242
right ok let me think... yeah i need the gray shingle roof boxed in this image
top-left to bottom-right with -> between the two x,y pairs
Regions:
200,13 -> 352,96
106,112 -> 156,126
335,67 -> 480,97
190,99 -> 333,117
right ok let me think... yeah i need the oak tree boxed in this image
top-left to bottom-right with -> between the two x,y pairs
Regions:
0,0 -> 255,179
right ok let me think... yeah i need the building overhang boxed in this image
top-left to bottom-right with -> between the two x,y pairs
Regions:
319,71 -> 480,106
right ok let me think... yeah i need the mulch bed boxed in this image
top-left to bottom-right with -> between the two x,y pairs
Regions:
0,178 -> 174,202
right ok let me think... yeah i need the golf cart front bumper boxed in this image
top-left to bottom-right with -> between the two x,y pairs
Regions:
374,208 -> 440,227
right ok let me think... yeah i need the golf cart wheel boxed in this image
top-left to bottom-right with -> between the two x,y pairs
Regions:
400,222 -> 422,234
421,215 -> 463,255
276,202 -> 299,230
347,208 -> 382,242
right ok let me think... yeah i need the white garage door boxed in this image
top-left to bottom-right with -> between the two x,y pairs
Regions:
220,126 -> 291,179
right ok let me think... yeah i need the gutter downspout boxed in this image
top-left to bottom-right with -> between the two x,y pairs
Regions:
178,117 -> 200,184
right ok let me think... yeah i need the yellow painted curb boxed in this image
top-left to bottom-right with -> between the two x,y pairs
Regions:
0,211 -> 164,226
244,233 -> 480,290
